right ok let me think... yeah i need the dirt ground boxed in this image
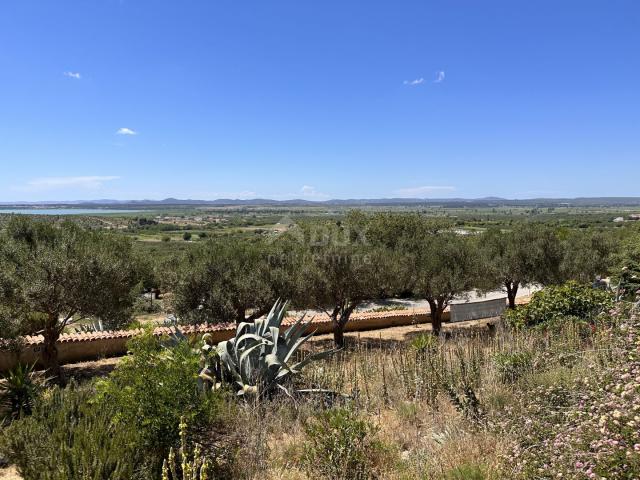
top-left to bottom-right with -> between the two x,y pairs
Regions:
0,466 -> 20,480
308,317 -> 497,349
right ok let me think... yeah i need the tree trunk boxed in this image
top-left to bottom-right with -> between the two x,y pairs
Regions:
235,306 -> 246,324
42,322 -> 61,381
506,281 -> 519,309
331,305 -> 355,349
432,308 -> 444,336
333,324 -> 345,349
428,300 -> 443,336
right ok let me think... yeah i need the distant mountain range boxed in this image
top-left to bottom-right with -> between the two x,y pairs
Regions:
2,197 -> 640,208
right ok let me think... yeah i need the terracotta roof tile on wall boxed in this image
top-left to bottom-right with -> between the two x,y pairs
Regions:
15,308 -> 431,347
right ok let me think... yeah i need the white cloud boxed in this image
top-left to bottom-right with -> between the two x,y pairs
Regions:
18,176 -> 120,192
395,185 -> 455,197
63,71 -> 82,79
300,185 -> 329,199
116,127 -> 137,135
403,78 -> 424,86
434,71 -> 445,83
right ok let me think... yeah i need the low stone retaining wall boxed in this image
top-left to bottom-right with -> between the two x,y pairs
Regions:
0,308 -> 437,371
0,296 -> 531,372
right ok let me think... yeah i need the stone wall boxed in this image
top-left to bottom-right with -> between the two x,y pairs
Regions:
0,296 -> 531,371
0,308 -> 436,371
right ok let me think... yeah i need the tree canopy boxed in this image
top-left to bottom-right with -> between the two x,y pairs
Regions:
294,219 -> 395,347
0,217 -> 141,376
409,233 -> 484,335
483,224 -> 565,308
172,237 -> 291,324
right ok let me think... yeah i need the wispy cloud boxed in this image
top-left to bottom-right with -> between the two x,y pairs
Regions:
300,185 -> 329,199
16,176 -> 120,192
434,71 -> 445,83
395,185 -> 455,197
403,78 -> 424,86
116,127 -> 137,135
63,71 -> 82,79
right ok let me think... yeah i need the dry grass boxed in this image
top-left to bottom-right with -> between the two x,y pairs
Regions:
221,317 -> 613,480
2,313 -> 623,480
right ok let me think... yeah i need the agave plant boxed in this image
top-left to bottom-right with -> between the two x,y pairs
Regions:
199,300 -> 335,398
72,319 -> 105,333
0,363 -> 48,419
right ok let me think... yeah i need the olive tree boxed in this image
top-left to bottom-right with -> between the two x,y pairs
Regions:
483,224 -> 564,309
0,217 -> 141,378
410,233 -> 484,335
295,220 -> 394,348
367,212 -> 453,296
172,237 -> 291,324
560,230 -> 616,283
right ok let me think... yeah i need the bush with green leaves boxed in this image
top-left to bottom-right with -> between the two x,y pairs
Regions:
410,333 -> 439,352
493,351 -> 533,384
504,281 -> 613,329
0,383 -> 152,480
133,295 -> 162,315
95,331 -> 224,458
444,463 -> 487,480
172,236 -> 295,325
615,260 -> 640,300
302,407 -> 389,480
0,363 -> 47,420
501,310 -> 640,478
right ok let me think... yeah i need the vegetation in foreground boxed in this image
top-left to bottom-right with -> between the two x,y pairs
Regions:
0,287 -> 638,479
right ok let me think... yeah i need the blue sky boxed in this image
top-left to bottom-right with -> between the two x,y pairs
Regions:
1,0 -> 639,201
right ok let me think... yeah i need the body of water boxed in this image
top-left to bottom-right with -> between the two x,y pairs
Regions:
0,208 -> 141,215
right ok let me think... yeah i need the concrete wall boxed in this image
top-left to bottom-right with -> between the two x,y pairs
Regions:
450,297 -> 507,322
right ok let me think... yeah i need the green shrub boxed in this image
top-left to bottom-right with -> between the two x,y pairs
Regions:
0,383 -> 152,480
493,351 -> 533,384
615,260 -> 640,300
504,281 -> 613,328
183,232 -> 192,241
302,407 -> 388,480
410,333 -> 439,352
0,363 -> 47,420
444,463 -> 487,480
133,296 -> 162,315
95,331 -> 223,459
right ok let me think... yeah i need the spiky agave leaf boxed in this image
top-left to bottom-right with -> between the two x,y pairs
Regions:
204,299 -> 334,398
